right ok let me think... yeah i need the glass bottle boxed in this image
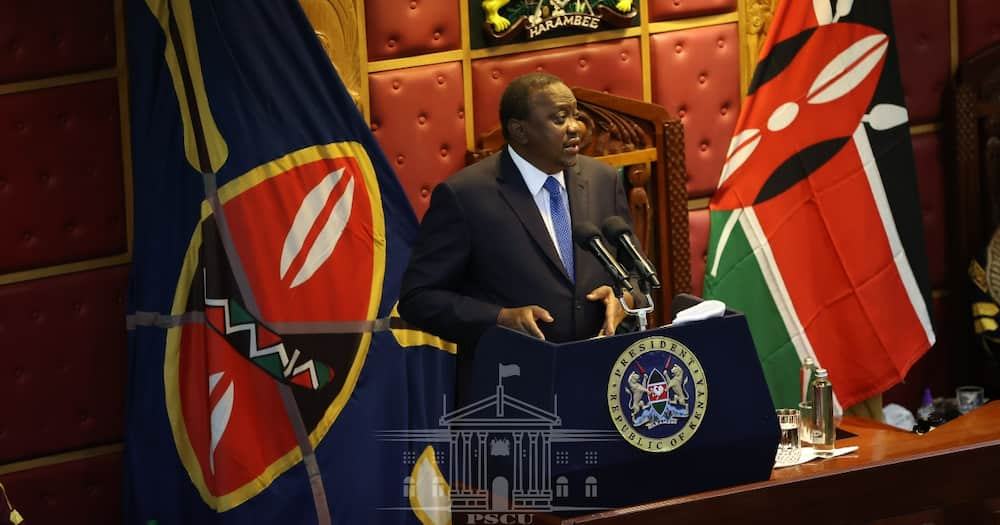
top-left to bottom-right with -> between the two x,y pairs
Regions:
800,356 -> 816,404
812,368 -> 835,454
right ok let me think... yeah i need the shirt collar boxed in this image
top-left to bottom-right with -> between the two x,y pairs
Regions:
508,145 -> 566,196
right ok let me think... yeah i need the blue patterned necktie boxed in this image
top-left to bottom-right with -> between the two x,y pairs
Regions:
543,176 -> 574,282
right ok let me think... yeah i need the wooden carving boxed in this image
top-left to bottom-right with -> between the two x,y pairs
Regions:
742,0 -> 777,91
577,98 -> 656,251
950,43 -> 1000,388
954,49 -> 1000,275
299,0 -> 364,111
467,98 -> 654,161
576,99 -> 653,155
468,97 -> 657,242
986,69 -> 1000,231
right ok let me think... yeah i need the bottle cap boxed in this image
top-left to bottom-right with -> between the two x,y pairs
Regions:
815,368 -> 828,377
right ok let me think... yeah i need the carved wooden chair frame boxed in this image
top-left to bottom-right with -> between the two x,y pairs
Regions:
951,43 -> 1000,372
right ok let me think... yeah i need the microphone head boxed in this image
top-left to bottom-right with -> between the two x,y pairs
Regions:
572,221 -> 603,248
601,215 -> 632,240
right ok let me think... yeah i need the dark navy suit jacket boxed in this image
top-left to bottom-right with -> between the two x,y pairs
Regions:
398,148 -> 632,349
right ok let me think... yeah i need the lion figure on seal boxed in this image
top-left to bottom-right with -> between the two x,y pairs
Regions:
626,370 -> 648,418
666,363 -> 688,406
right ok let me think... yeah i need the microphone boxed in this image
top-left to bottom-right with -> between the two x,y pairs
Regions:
572,222 -> 633,292
601,216 -> 661,289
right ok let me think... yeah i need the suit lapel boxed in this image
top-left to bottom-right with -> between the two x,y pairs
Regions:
496,149 -> 572,284
566,161 -> 590,291
566,161 -> 589,236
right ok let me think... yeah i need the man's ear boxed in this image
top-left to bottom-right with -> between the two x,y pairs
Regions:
507,119 -> 528,145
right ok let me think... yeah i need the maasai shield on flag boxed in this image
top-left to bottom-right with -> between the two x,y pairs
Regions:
124,1 -> 454,523
702,0 -> 935,410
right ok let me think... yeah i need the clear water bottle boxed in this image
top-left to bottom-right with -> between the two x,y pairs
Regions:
800,356 -> 816,404
812,368 -> 835,454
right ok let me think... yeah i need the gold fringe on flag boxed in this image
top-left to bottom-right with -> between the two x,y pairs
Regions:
0,482 -> 24,524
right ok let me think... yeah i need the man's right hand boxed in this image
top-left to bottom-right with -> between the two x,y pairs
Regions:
497,306 -> 553,340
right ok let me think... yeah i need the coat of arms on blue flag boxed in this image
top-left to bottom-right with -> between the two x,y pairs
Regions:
124,1 -> 455,523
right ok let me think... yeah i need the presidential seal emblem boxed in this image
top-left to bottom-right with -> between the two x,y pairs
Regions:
607,336 -> 707,452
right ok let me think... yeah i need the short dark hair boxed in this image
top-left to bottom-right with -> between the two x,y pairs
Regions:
498,72 -> 564,141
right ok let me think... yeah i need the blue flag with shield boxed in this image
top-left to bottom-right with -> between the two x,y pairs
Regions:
124,1 -> 455,523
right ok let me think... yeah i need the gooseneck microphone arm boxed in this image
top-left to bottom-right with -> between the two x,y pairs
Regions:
598,216 -> 658,331
601,215 -> 661,292
571,222 -> 633,296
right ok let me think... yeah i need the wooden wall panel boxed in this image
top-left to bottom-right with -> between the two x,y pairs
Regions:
0,451 -> 122,525
0,0 -> 115,83
365,0 -> 462,60
649,23 -> 740,198
0,80 -> 126,274
470,38 -> 644,137
958,0 -> 1000,61
891,0 -> 951,124
0,265 -> 127,463
649,0 -> 736,22
0,0 -> 130,521
369,61 -> 467,219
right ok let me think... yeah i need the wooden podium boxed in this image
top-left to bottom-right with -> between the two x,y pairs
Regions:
561,401 -> 1000,524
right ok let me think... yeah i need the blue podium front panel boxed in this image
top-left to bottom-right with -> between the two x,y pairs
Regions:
457,314 -> 779,513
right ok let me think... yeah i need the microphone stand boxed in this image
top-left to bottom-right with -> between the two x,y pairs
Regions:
618,279 -> 656,331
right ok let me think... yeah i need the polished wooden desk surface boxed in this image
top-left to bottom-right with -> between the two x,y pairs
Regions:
565,401 -> 1000,524
772,400 -> 1000,482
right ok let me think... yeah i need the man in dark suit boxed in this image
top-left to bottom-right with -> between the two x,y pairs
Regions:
398,72 -> 633,351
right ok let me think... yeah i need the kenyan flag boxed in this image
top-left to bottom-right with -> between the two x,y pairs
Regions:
703,0 -> 935,410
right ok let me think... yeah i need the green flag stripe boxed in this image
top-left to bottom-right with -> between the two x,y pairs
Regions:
704,208 -> 807,409
742,206 -> 850,412
738,208 -> 816,360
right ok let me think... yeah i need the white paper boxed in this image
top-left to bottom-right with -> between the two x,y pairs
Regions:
671,299 -> 726,325
773,445 -> 859,469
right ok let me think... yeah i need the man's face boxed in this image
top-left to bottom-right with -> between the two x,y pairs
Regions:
512,82 -> 582,174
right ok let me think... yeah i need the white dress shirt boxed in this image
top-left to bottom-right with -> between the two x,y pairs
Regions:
508,145 -> 571,262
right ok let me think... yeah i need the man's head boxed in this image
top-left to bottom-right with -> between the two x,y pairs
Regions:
500,73 -> 582,174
